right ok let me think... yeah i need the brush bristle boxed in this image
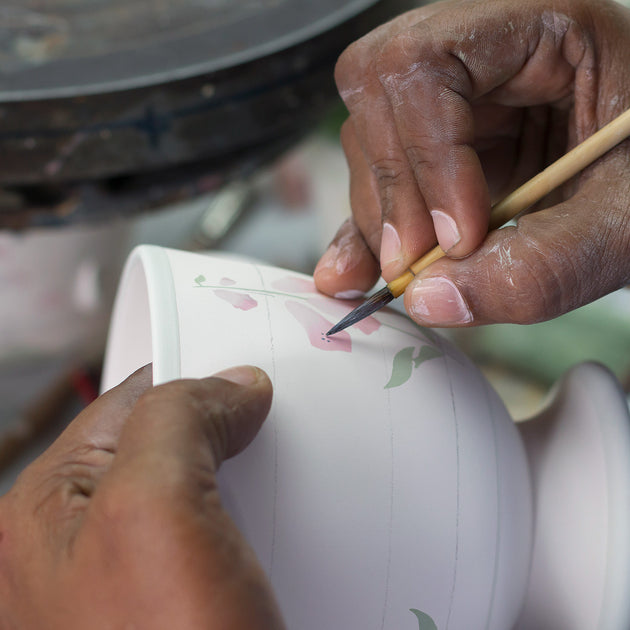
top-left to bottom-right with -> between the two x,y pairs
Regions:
326,287 -> 394,336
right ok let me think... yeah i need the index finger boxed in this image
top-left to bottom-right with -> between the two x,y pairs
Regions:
335,10 -> 439,280
373,0 -> 599,260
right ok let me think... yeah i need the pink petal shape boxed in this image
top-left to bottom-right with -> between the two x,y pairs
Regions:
220,277 -> 236,286
214,289 -> 258,311
307,296 -> 381,335
285,301 -> 351,352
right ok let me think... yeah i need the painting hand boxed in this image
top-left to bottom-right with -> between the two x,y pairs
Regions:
315,0 -> 630,326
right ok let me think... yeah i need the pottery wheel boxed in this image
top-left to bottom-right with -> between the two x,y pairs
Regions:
1,0 -> 390,98
0,0 -> 411,224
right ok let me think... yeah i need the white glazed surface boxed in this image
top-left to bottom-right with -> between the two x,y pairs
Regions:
515,362 -> 630,630
102,245 -> 532,630
102,245 -> 630,630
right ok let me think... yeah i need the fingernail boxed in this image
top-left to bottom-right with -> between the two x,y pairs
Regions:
213,365 -> 260,386
380,222 -> 404,274
314,243 -> 357,278
431,210 -> 460,252
409,277 -> 473,325
334,289 -> 365,299
314,245 -> 337,273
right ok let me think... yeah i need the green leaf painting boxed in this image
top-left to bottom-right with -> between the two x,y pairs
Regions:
385,347 -> 416,389
412,345 -> 442,368
410,608 -> 438,629
385,344 -> 443,389
193,274 -> 448,372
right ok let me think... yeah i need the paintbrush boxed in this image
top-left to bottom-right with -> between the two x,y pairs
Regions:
326,106 -> 630,336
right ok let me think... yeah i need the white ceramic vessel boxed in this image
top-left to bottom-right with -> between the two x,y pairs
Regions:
101,245 -> 630,630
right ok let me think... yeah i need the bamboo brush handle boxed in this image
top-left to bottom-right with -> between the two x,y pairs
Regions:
387,106 -> 630,299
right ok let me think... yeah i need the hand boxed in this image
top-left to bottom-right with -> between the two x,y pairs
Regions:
314,0 -> 630,325
0,365 -> 285,630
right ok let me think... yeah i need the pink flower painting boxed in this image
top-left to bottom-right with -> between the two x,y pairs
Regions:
213,289 -> 258,311
284,301 -> 351,352
193,271 -> 444,386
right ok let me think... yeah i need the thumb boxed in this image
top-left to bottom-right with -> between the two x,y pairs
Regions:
100,366 -> 273,498
70,367 -> 282,630
403,192 -> 630,326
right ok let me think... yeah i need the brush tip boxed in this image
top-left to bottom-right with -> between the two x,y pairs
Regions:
325,322 -> 345,337
326,287 -> 394,336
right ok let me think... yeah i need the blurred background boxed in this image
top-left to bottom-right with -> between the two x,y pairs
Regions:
1,0 -> 629,494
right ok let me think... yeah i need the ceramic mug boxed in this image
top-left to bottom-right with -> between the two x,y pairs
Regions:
101,245 -> 630,630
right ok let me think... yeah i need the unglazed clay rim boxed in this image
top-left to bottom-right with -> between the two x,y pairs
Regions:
133,245 -> 181,385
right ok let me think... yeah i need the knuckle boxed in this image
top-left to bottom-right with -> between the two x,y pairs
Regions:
404,142 -> 439,176
334,39 -> 371,103
336,38 -> 363,74
375,26 -> 434,91
370,156 -> 407,190
132,384 -> 167,413
200,398 -> 232,460
376,33 -> 472,109
375,31 -> 416,78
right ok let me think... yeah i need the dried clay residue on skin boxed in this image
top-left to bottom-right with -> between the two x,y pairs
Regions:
316,220 -> 370,282
487,239 -> 518,288
338,84 -> 367,106
485,225 -> 578,297
541,9 -> 572,41
380,59 -> 428,108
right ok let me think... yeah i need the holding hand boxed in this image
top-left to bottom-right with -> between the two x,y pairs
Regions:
0,365 -> 285,630
314,0 -> 630,326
